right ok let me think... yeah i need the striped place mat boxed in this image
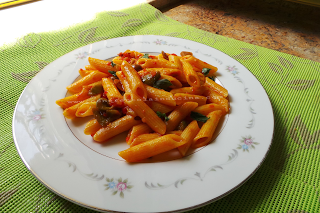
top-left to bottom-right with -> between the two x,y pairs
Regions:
1,3 -> 319,213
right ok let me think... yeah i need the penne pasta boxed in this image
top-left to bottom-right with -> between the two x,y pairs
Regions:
56,86 -> 91,109
63,94 -> 101,119
180,51 -> 193,57
85,65 -> 97,70
203,89 -> 229,113
126,123 -> 152,145
88,80 -> 103,88
167,130 -> 183,136
84,119 -> 102,136
168,54 -> 182,70
116,71 -> 132,93
166,102 -> 198,132
121,61 -> 148,100
170,86 -> 206,95
113,79 -> 124,92
88,57 -> 120,73
137,58 -> 178,69
123,106 -> 138,118
93,115 -> 142,143
180,59 -> 201,87
174,93 -> 207,106
191,65 -> 202,72
75,101 -> 96,117
197,72 -> 206,85
174,72 -> 188,84
193,110 -> 223,148
112,56 -> 124,65
149,101 -> 175,114
118,134 -> 186,162
118,50 -> 143,61
157,52 -> 169,60
142,68 -> 181,77
102,77 -> 124,107
181,55 -> 218,73
205,77 -> 228,98
130,133 -> 160,147
145,85 -> 176,107
160,74 -> 182,89
79,68 -> 92,77
113,56 -> 136,66
66,71 -> 109,94
124,93 -> 166,135
178,120 -> 200,156
203,69 -> 216,77
193,103 -> 228,115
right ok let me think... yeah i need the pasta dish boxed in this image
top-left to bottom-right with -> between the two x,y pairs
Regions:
56,50 -> 229,162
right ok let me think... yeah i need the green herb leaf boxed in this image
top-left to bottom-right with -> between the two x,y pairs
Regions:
156,111 -> 170,121
202,68 -> 211,76
108,71 -> 118,77
111,61 -> 116,67
190,111 -> 209,123
153,79 -> 172,90
208,76 -> 215,81
142,54 -> 150,59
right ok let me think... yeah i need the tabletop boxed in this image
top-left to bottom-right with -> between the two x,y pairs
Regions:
1,0 -> 320,212
158,0 -> 320,63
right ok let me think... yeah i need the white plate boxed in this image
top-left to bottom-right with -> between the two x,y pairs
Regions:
13,35 -> 274,213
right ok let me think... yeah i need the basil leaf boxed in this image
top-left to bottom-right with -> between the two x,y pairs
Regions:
208,76 -> 215,81
202,68 -> 211,76
142,54 -> 150,59
111,61 -> 116,67
153,79 -> 172,90
108,71 -> 118,79
156,111 -> 169,121
190,111 -> 209,123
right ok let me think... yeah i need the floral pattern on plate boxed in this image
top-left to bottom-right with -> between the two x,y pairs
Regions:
237,136 -> 259,152
105,177 -> 133,198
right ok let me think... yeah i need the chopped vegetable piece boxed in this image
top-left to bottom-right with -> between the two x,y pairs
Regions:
153,79 -> 172,90
156,111 -> 170,121
177,120 -> 189,131
96,98 -> 112,111
162,51 -> 169,60
202,68 -> 211,76
142,74 -> 154,86
154,71 -> 161,82
92,108 -> 122,127
88,84 -> 103,96
111,61 -> 116,67
141,54 -> 150,59
190,111 -> 209,123
108,71 -> 118,78
141,71 -> 161,86
132,64 -> 143,71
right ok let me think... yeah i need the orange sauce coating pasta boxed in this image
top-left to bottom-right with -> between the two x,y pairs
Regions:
56,50 -> 229,162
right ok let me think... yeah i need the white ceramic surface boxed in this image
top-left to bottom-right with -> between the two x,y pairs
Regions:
13,35 -> 274,213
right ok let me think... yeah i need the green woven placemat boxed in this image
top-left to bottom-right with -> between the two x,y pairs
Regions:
1,3 -> 320,213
